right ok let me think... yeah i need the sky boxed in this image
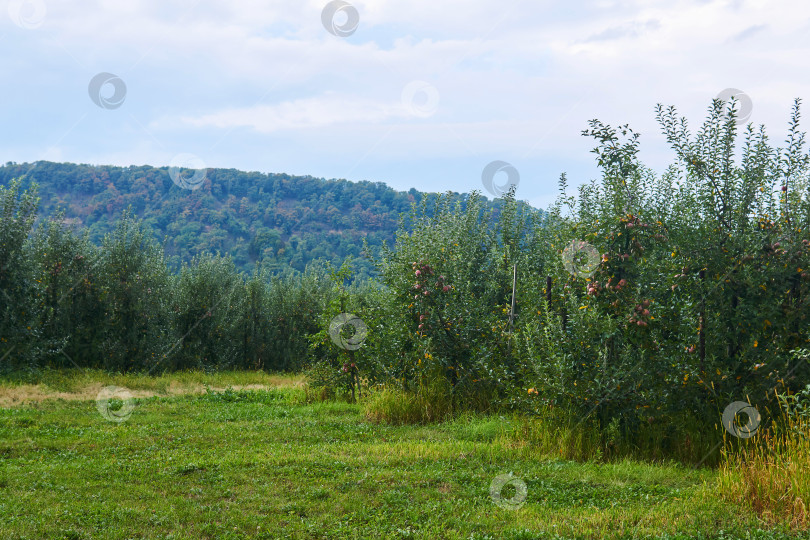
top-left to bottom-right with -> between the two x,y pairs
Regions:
1,0 -> 809,210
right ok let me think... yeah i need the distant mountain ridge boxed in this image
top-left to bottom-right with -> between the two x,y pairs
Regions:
0,161 -> 535,278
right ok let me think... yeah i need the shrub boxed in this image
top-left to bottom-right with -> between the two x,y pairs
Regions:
510,98 -> 810,457
372,191 -> 529,409
0,179 -> 41,374
96,210 -> 174,372
31,212 -> 102,369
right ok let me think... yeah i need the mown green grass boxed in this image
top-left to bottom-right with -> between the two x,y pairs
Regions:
0,381 -> 800,539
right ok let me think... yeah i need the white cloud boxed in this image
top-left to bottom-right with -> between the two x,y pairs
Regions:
166,94 -> 411,132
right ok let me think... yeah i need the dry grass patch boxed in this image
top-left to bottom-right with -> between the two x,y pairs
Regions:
719,410 -> 810,530
0,369 -> 305,407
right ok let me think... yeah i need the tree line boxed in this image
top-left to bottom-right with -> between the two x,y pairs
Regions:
0,161 -> 520,279
0,186 -> 338,375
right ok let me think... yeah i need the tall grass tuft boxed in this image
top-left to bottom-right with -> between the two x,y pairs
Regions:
718,391 -> 810,529
505,406 -> 721,464
364,377 -> 454,425
504,408 -> 601,462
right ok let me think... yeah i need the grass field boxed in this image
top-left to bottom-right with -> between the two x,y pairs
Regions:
0,371 -> 801,539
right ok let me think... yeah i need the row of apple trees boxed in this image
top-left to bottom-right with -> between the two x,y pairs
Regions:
318,99 -> 810,446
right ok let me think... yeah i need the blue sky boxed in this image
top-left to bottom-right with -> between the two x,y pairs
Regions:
2,0 -> 809,210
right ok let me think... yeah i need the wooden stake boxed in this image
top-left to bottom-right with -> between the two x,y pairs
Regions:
699,269 -> 706,373
509,263 -> 517,332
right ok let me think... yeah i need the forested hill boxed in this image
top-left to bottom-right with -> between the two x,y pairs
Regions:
0,161 -> 536,278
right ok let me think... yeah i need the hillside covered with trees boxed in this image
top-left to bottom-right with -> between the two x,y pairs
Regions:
0,161 -> 530,278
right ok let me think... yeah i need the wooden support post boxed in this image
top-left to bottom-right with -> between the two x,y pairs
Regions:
509,264 -> 517,332
698,270 -> 706,375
